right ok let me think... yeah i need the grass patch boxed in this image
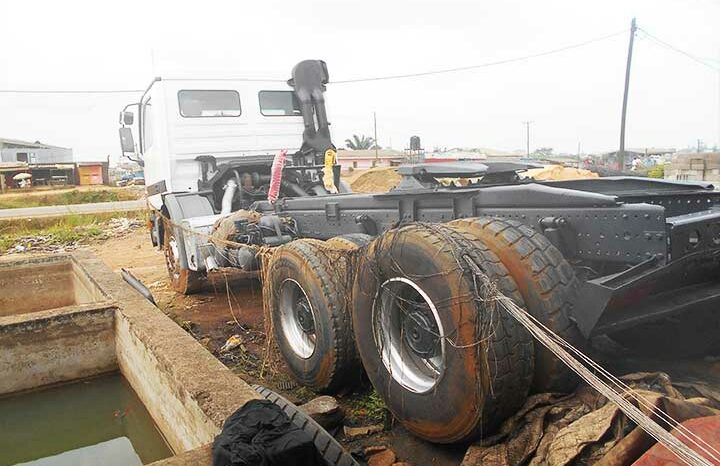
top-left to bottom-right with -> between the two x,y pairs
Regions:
0,189 -> 138,209
0,211 -> 146,253
345,389 -> 388,426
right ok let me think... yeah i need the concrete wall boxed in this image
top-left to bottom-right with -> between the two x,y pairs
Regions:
665,152 -> 720,182
0,252 -> 261,462
0,256 -> 103,317
0,305 -> 117,395
87,249 -> 262,452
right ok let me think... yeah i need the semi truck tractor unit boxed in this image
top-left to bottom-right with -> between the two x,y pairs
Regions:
119,60 -> 720,444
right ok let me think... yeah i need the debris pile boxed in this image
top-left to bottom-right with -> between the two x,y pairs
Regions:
2,216 -> 144,255
349,167 -> 402,193
461,372 -> 720,466
105,216 -> 144,235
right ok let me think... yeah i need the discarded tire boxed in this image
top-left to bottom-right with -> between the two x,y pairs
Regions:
162,220 -> 204,295
254,385 -> 360,466
450,217 -> 582,392
352,224 -> 534,443
268,240 -> 360,393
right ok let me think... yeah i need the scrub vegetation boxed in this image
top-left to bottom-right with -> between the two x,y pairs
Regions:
0,189 -> 138,209
0,211 -> 145,254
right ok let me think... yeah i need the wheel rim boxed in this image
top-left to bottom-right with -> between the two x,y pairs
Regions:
372,277 -> 445,393
164,235 -> 181,281
278,279 -> 317,359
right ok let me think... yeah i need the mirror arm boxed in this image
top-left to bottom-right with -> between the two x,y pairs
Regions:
138,77 -> 162,154
122,153 -> 145,167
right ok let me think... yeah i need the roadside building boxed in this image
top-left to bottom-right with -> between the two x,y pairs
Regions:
337,149 -> 405,172
0,138 -> 73,164
76,162 -> 109,185
0,138 -> 109,189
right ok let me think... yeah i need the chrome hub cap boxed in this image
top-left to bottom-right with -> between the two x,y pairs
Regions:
278,279 -> 316,359
373,277 -> 445,393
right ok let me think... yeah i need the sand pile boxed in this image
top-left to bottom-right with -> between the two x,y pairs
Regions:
348,167 -> 402,193
524,165 -> 598,181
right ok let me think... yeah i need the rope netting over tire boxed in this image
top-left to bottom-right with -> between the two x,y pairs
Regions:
449,217 -> 583,393
352,223 -> 535,443
159,208 -> 720,461
262,238 -> 362,394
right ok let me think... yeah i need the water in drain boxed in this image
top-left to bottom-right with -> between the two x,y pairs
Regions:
0,372 -> 173,466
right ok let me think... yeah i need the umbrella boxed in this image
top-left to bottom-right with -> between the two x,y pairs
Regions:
13,173 -> 32,180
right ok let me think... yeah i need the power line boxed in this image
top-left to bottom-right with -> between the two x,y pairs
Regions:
2,26 -> 713,94
0,88 -> 144,94
331,29 -> 629,84
638,27 -> 720,71
0,29 -> 628,94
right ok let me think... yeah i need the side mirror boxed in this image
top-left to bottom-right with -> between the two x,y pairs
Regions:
119,127 -> 136,153
120,111 -> 134,126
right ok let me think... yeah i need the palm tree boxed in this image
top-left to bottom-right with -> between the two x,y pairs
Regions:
345,134 -> 376,150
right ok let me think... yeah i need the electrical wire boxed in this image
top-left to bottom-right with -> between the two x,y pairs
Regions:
0,29 -> 628,94
331,29 -> 629,84
638,27 -> 720,71
0,89 -> 144,94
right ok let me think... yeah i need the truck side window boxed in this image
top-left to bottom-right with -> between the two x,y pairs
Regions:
143,99 -> 154,150
259,91 -> 301,116
178,90 -> 241,117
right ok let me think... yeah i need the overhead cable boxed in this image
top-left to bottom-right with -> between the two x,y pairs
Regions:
639,27 -> 720,71
0,29 -> 629,94
331,29 -> 629,83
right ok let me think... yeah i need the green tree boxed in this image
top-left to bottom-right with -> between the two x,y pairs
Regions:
345,134 -> 376,150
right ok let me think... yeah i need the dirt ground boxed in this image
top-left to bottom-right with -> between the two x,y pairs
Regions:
89,227 -> 461,465
86,225 -> 720,466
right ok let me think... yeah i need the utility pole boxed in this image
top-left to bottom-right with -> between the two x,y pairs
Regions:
373,112 -> 379,164
523,121 -> 533,157
619,18 -> 637,171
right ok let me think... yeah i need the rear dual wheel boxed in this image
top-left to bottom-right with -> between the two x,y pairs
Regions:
267,237 -> 367,393
450,217 -> 583,393
269,221 -> 578,443
352,224 -> 534,443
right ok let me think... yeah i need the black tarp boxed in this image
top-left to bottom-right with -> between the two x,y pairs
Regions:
213,399 -> 325,466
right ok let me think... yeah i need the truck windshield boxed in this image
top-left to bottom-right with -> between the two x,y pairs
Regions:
178,90 -> 241,117
259,91 -> 301,116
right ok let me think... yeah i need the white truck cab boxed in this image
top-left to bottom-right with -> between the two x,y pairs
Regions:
118,60 -> 343,293
120,78 -> 305,210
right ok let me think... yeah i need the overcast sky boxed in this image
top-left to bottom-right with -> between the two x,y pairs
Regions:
0,0 -> 718,162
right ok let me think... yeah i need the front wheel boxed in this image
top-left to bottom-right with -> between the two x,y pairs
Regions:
351,224 -> 533,444
163,220 -> 203,294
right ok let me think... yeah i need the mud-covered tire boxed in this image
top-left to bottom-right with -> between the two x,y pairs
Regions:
352,224 -> 533,444
268,240 -> 360,393
162,220 -> 204,295
325,233 -> 373,250
253,385 -> 360,466
450,217 -> 582,393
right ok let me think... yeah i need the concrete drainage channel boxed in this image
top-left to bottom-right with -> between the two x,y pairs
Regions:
0,252 -> 265,466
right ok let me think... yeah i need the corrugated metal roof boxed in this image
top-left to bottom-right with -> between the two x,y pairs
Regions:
0,137 -> 70,150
